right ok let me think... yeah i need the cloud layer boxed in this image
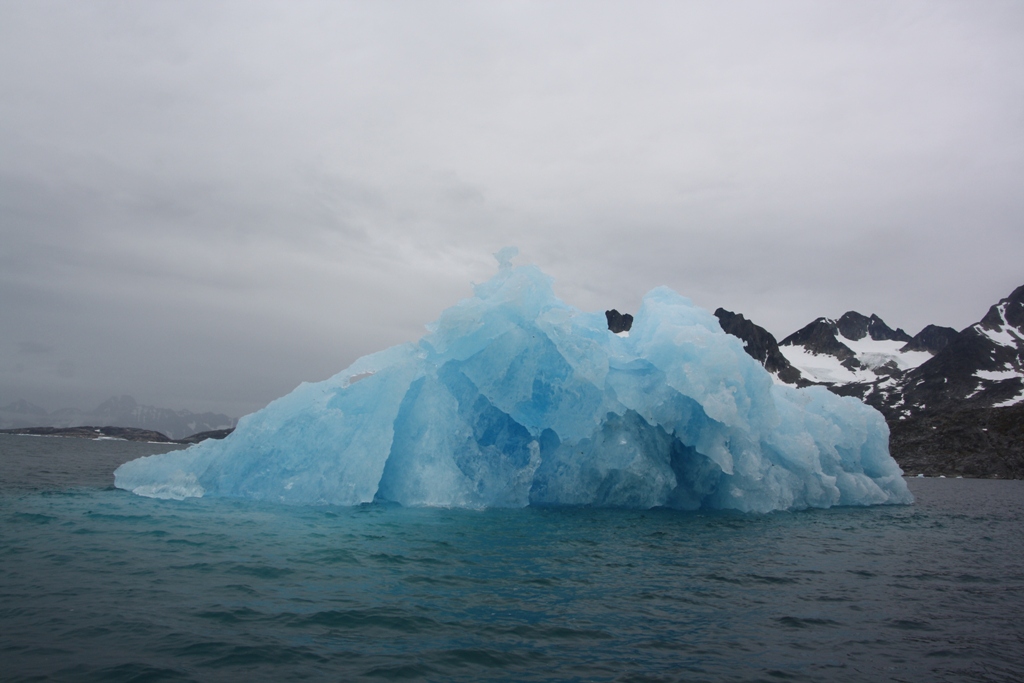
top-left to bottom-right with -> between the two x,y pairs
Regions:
2,1 -> 1022,417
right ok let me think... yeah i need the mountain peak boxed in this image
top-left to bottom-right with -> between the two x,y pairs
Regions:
836,312 -> 871,340
836,311 -> 912,342
779,318 -> 855,360
900,325 -> 959,354
1008,284 -> 1024,304
979,285 -> 1024,333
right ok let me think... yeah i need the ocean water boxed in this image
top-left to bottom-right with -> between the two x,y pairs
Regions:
1,434 -> 1023,682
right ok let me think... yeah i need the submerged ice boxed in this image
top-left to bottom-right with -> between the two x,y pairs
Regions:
116,252 -> 912,512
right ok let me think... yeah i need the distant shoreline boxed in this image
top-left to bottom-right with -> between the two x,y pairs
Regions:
0,425 -> 233,445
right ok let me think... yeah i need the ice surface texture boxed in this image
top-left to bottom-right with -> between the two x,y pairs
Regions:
116,254 -> 912,512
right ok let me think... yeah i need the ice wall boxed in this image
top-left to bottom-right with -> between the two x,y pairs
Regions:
116,251 -> 912,512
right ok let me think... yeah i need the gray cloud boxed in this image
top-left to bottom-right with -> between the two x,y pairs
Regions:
1,1 -> 1022,417
17,342 -> 53,356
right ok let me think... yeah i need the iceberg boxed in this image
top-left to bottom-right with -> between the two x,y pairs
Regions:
115,249 -> 912,512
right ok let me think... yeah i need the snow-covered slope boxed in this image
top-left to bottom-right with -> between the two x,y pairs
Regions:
779,334 -> 932,386
776,312 -> 934,389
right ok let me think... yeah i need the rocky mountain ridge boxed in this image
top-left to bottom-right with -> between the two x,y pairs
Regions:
716,283 -> 1024,477
713,309 -> 803,385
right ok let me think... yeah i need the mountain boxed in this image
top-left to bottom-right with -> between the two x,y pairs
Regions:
0,396 -> 236,441
776,313 -> 931,392
718,284 -> 1024,477
900,324 -> 959,354
896,285 -> 1024,415
835,311 -> 912,344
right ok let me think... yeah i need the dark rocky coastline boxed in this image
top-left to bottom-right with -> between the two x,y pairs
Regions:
0,425 -> 233,444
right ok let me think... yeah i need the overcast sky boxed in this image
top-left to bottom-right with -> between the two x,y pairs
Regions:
2,1 -> 1023,418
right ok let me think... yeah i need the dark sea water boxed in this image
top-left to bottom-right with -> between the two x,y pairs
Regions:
2,434 -> 1023,683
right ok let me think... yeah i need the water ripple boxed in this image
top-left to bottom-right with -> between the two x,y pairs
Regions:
2,438 -> 1024,682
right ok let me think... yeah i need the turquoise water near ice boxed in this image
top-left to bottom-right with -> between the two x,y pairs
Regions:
2,434 -> 1023,682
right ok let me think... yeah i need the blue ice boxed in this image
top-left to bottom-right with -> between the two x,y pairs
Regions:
115,250 -> 912,512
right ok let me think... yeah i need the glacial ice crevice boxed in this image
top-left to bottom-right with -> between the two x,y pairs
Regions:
115,256 -> 912,512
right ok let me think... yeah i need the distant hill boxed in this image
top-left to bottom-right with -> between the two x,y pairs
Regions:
0,425 -> 234,444
715,283 -> 1024,477
0,426 -> 176,443
0,396 -> 236,441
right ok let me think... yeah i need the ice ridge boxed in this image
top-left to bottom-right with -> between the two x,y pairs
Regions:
115,255 -> 912,512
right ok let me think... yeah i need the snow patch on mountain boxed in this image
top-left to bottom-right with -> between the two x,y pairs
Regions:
978,322 -> 1021,348
777,345 -> 873,385
778,330 -> 932,387
841,337 -> 932,372
977,369 -> 1020,381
